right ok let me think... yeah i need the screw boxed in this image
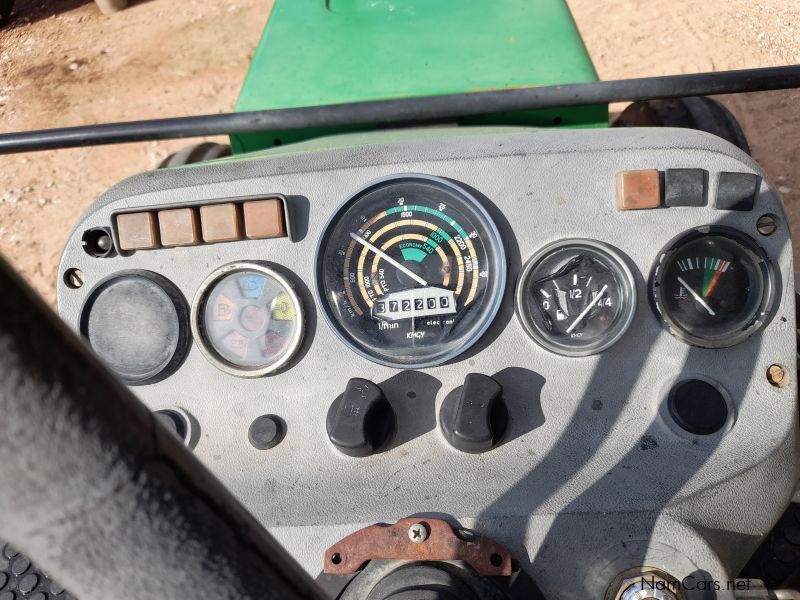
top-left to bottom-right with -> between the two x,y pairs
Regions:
64,268 -> 84,289
757,214 -> 778,236
408,523 -> 428,543
767,364 -> 787,387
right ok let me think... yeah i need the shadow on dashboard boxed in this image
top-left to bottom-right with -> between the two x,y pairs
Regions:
475,205 -> 786,595
380,370 -> 442,451
493,367 -> 546,446
443,178 -> 523,364
279,269 -> 318,369
285,195 -> 310,243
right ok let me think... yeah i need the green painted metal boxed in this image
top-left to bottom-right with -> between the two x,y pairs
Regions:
189,127 -> 541,169
232,0 -> 607,153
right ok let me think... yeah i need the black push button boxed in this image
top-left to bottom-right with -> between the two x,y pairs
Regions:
327,378 -> 394,457
715,172 -> 760,211
668,379 -> 728,435
248,415 -> 286,450
665,168 -> 706,207
439,374 -> 508,454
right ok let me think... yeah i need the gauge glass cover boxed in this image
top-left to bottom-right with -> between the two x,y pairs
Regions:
192,263 -> 304,376
516,239 -> 637,356
315,174 -> 506,368
651,227 -> 775,348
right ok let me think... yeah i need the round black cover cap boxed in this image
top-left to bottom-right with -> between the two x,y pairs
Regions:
668,379 -> 728,435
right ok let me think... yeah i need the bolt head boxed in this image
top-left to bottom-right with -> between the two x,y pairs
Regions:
407,523 -> 428,543
768,364 -> 787,387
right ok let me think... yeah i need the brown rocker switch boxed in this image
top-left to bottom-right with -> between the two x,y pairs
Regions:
615,169 -> 662,210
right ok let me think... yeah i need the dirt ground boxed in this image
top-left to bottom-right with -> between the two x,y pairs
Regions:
1,0 -> 799,305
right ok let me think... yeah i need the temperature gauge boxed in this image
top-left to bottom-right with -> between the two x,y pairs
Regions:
651,227 -> 776,348
516,239 -> 637,356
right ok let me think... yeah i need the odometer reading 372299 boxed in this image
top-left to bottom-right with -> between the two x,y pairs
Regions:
315,174 -> 506,367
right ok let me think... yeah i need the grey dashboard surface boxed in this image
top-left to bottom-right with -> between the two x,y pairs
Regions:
57,127 -> 798,599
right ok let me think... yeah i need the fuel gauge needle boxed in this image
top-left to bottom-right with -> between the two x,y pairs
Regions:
350,232 -> 428,286
677,276 -> 716,316
566,284 -> 608,334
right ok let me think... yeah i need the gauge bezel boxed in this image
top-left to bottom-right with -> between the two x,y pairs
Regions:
190,262 -> 305,377
79,270 -> 190,386
515,239 -> 638,357
313,173 -> 507,369
649,225 -> 777,349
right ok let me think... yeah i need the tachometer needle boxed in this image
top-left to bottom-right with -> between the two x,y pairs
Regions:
350,232 -> 428,286
566,284 -> 608,334
677,276 -> 716,316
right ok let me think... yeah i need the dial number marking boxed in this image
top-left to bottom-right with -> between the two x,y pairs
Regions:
349,232 -> 428,287
566,284 -> 609,334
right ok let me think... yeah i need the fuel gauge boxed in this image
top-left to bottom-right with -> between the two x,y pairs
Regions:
516,239 -> 637,356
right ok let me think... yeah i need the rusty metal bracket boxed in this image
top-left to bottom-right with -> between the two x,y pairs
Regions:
323,517 -> 513,577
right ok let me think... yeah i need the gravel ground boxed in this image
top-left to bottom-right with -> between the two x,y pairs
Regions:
0,0 -> 798,305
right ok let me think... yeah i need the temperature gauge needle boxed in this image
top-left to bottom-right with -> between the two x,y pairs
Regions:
677,276 -> 716,316
566,284 -> 608,334
350,232 -> 428,287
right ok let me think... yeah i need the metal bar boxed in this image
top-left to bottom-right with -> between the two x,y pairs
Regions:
0,65 -> 799,154
0,256 -> 328,600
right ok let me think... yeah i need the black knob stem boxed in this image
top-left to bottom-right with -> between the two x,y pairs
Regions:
327,378 -> 394,457
439,373 -> 507,453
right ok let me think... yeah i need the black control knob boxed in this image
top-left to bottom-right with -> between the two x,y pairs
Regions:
327,378 -> 394,457
439,374 -> 507,453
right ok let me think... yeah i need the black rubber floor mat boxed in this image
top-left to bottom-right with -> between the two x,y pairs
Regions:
0,540 -> 74,600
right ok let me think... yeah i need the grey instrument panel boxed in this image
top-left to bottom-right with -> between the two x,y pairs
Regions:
57,128 -> 797,600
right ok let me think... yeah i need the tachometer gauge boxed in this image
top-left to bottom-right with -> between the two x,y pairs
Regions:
315,174 -> 506,368
651,226 -> 776,348
516,239 -> 637,356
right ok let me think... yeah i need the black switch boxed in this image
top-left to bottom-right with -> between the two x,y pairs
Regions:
715,172 -> 760,211
327,378 -> 394,457
439,374 -> 508,454
665,168 -> 707,207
